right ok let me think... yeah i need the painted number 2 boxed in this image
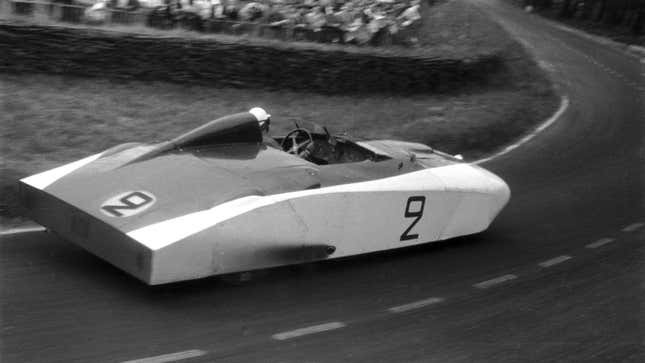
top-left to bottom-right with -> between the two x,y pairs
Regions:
400,196 -> 426,241
101,191 -> 156,218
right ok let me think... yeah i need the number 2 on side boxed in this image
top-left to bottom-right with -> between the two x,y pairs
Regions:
400,196 -> 426,241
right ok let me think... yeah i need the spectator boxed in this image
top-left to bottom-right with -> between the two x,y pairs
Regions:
193,0 -> 214,19
178,0 -> 194,12
84,0 -> 109,23
305,5 -> 326,31
266,3 -> 288,25
63,0 -> 425,46
212,0 -> 224,18
344,15 -> 365,43
287,6 -> 307,26
53,0 -> 85,22
113,0 -> 140,10
398,0 -> 420,27
223,0 -> 240,19
238,1 -> 265,21
174,0 -> 205,30
335,1 -> 356,26
366,3 -> 387,34
139,0 -> 165,6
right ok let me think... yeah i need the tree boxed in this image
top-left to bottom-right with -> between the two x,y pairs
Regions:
559,0 -> 575,18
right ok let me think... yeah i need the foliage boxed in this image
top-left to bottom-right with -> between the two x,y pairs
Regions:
526,0 -> 645,35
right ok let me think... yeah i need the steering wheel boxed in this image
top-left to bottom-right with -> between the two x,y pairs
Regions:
281,128 -> 314,157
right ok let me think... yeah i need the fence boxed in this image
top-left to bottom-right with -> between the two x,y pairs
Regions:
2,0 -> 417,46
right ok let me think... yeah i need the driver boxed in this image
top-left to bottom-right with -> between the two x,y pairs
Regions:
249,107 -> 281,149
248,107 -> 316,161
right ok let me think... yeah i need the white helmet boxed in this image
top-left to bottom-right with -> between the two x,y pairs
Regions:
249,107 -> 271,133
249,107 -> 271,122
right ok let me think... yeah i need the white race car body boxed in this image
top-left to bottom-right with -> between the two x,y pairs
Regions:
19,110 -> 510,284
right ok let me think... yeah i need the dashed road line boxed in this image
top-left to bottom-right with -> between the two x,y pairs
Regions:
538,255 -> 572,268
121,350 -> 207,363
548,34 -> 638,88
0,226 -> 46,236
622,222 -> 644,233
549,20 -> 645,61
272,322 -> 346,341
473,274 -> 517,289
387,297 -> 445,313
586,238 -> 615,249
549,21 -> 619,50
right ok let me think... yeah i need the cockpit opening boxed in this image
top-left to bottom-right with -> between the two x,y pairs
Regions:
273,127 -> 388,165
170,107 -> 389,166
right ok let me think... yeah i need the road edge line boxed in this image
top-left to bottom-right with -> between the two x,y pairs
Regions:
0,226 -> 46,236
474,95 -> 569,165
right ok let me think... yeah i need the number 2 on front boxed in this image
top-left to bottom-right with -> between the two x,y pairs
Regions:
400,196 -> 426,241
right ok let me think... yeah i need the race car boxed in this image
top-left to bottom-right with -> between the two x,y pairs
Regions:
19,107 -> 510,285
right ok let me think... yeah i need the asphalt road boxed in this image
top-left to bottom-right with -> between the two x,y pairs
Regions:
1,1 -> 643,362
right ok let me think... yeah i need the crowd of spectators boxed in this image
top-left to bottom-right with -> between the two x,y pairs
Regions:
13,0 -> 425,45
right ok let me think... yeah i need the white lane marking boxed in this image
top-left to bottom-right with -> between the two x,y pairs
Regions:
622,222 -> 644,232
387,297 -> 445,313
272,322 -> 346,341
121,349 -> 207,363
538,255 -> 572,268
586,238 -> 615,249
0,226 -> 46,236
473,274 -> 517,289
474,96 -> 569,164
